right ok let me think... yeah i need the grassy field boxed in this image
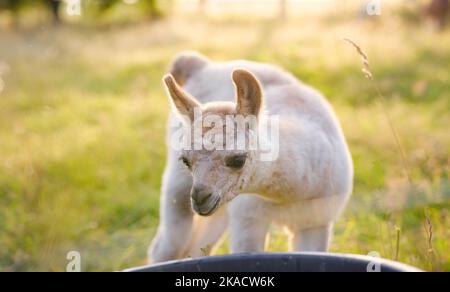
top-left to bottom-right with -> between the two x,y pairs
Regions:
0,7 -> 449,271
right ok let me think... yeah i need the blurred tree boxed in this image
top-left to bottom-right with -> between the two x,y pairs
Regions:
147,0 -> 160,17
423,0 -> 449,29
48,0 -> 61,24
0,0 -> 61,25
97,0 -> 161,18
0,0 -> 163,25
198,0 -> 207,15
97,0 -> 118,12
0,0 -> 23,13
279,0 -> 287,19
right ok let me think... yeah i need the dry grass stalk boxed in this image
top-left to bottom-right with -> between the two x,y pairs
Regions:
424,210 -> 434,254
395,226 -> 401,261
343,38 -> 373,80
200,244 -> 213,257
342,37 -> 412,185
423,209 -> 437,270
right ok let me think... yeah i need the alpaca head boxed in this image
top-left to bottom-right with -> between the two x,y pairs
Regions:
164,69 -> 264,216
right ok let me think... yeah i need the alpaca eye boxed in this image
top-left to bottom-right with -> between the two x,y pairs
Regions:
180,157 -> 191,169
225,155 -> 247,169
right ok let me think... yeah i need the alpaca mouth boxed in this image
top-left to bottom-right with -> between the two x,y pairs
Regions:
196,197 -> 221,217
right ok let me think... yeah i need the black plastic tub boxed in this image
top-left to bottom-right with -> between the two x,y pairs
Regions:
125,253 -> 421,272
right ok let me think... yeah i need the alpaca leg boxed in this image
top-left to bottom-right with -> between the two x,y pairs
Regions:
290,224 -> 333,252
148,156 -> 194,263
228,195 -> 271,253
184,206 -> 228,258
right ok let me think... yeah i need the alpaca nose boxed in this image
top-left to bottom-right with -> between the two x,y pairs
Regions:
191,186 -> 213,205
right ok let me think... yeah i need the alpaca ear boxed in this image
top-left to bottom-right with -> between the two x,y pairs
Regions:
232,69 -> 263,119
163,74 -> 201,122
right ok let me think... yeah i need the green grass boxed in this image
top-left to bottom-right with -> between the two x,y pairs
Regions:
0,10 -> 449,271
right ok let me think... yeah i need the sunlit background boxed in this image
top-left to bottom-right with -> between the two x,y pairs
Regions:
0,0 -> 449,271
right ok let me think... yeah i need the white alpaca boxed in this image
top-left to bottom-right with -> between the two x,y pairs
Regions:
148,52 -> 353,263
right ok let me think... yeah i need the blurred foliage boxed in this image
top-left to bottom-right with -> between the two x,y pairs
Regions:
0,0 -> 23,11
0,0 -> 162,24
0,0 -> 55,10
96,0 -> 161,17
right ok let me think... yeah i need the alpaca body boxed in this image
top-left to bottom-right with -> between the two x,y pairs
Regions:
149,53 -> 353,263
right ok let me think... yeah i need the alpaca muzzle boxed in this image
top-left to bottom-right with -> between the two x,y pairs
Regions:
191,186 -> 221,216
